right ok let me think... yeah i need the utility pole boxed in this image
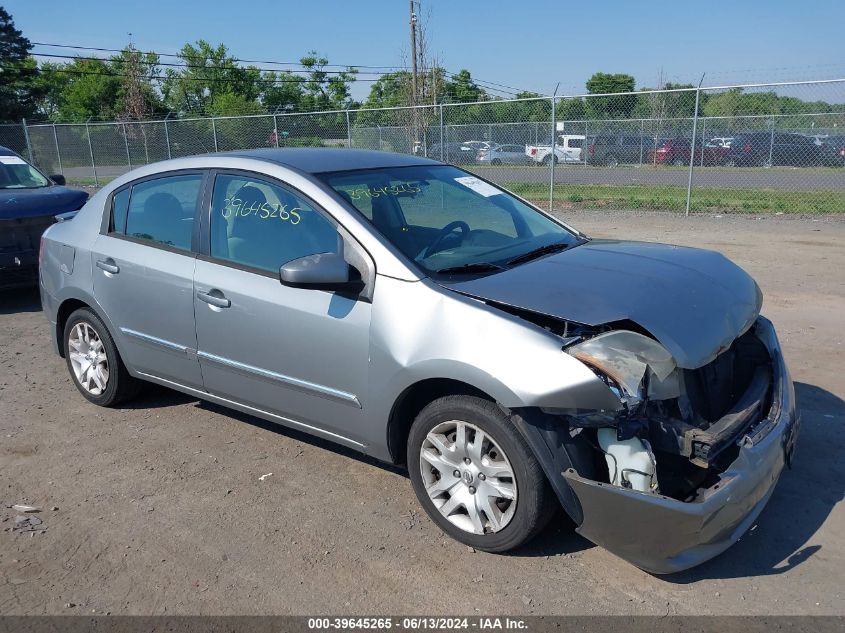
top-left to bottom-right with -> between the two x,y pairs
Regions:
409,0 -> 418,108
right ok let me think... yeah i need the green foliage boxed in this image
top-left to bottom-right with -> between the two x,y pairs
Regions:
297,51 -> 358,111
0,7 -> 41,120
208,92 -> 266,116
444,69 -> 486,103
162,40 -> 261,115
54,58 -> 122,121
585,72 -> 637,119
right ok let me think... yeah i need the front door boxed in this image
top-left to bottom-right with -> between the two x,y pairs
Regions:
91,172 -> 205,388
192,172 -> 371,445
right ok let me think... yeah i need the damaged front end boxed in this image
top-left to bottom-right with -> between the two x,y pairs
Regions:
521,315 -> 799,573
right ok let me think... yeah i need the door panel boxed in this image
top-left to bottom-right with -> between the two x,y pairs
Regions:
192,171 -> 372,445
91,172 -> 204,387
193,261 -> 370,442
92,235 -> 202,387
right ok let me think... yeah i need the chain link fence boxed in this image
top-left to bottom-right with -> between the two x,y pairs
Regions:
1,79 -> 843,214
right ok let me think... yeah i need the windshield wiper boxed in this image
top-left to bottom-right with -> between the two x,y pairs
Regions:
506,242 -> 571,267
435,262 -> 504,275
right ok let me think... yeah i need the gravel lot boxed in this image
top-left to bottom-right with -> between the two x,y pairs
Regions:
1,210 -> 843,615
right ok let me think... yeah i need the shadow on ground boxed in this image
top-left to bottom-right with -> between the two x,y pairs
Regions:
126,381 -> 842,572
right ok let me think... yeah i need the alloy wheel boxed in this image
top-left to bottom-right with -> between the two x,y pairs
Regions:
419,420 -> 517,535
68,322 -> 109,395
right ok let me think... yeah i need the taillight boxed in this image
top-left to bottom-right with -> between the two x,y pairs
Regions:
477,151 -> 486,158
530,148 -> 537,156
743,143 -> 752,153
589,144 -> 596,155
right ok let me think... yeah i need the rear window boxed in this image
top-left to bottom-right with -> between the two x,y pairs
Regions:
124,174 -> 202,251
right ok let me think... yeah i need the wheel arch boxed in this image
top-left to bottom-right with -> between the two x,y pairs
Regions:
54,292 -> 122,360
386,378 -> 493,465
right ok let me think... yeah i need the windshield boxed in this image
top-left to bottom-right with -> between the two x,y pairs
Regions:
321,165 -> 581,276
0,155 -> 50,189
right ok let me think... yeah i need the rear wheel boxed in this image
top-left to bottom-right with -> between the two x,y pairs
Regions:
64,308 -> 141,407
491,158 -> 502,166
671,156 -> 686,167
605,154 -> 619,167
408,396 -> 555,552
542,154 -> 558,165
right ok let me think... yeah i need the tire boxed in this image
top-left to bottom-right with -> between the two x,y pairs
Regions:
671,157 -> 686,167
541,154 -> 558,166
491,158 -> 502,166
605,155 -> 619,168
407,395 -> 556,552
63,307 -> 141,407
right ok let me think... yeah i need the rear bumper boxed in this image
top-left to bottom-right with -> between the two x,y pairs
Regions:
563,317 -> 799,574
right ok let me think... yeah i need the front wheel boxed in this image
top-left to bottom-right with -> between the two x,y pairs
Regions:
64,307 -> 141,407
408,396 -> 555,552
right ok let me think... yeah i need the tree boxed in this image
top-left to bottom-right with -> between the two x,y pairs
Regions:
443,69 -> 486,103
208,91 -> 265,116
0,7 -> 41,120
111,45 -> 162,120
261,70 -> 304,113
162,41 -> 261,115
585,72 -> 636,119
53,58 -> 122,121
297,51 -> 358,111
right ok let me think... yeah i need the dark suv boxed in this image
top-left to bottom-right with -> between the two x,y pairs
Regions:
585,134 -> 658,167
725,132 -> 824,167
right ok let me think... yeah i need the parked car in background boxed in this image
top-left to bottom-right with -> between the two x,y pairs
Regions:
820,136 -> 845,167
0,146 -> 88,289
708,136 -> 734,148
525,135 -> 584,164
725,132 -> 824,167
428,142 -> 478,164
476,143 -> 532,165
585,134 -> 657,167
648,137 -> 730,166
40,147 -> 799,574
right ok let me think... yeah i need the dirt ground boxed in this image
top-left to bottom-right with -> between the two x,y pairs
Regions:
1,210 -> 844,615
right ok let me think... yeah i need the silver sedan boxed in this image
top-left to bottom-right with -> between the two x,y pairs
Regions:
40,148 -> 798,572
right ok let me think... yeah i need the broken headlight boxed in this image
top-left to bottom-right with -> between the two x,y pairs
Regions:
565,330 -> 680,408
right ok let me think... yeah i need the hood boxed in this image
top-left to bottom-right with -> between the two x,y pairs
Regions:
0,186 -> 88,220
439,240 -> 762,369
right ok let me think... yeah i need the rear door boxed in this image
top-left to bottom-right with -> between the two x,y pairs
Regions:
91,172 -> 205,388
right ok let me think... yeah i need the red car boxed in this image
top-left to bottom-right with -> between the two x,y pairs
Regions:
648,138 -> 729,166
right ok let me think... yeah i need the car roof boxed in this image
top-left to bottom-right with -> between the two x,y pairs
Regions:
218,147 -> 440,174
0,145 -> 19,156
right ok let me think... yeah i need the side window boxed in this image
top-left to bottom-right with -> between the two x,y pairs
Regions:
125,174 -> 202,250
210,174 -> 338,274
111,188 -> 130,234
568,138 -> 583,149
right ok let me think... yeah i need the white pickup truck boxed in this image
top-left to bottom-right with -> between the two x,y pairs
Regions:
525,134 -> 585,164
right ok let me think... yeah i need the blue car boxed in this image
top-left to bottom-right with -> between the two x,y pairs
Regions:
0,146 -> 88,289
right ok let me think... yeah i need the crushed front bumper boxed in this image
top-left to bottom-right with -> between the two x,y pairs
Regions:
563,317 -> 800,574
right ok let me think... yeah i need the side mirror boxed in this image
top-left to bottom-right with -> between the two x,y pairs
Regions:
50,174 -> 66,186
279,252 -> 352,290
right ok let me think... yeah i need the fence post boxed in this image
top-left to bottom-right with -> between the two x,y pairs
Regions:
699,116 -> 707,167
685,83 -> 703,216
346,110 -> 352,149
164,117 -> 172,160
122,123 -> 132,169
21,118 -> 34,163
85,119 -> 99,187
272,114 -> 279,148
767,117 -> 776,167
639,119 -> 645,165
549,96 -> 556,212
52,124 -> 63,175
439,104 -> 445,161
212,117 -> 219,152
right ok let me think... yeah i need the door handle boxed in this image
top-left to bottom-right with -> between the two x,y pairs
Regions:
196,290 -> 231,309
96,259 -> 119,274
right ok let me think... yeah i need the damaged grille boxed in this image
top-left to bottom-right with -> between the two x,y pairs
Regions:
650,328 -> 774,469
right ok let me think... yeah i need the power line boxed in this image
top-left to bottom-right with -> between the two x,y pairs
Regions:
31,52 -> 379,77
31,41 -> 532,97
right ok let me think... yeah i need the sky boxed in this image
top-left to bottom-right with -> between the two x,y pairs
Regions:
6,0 -> 845,102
